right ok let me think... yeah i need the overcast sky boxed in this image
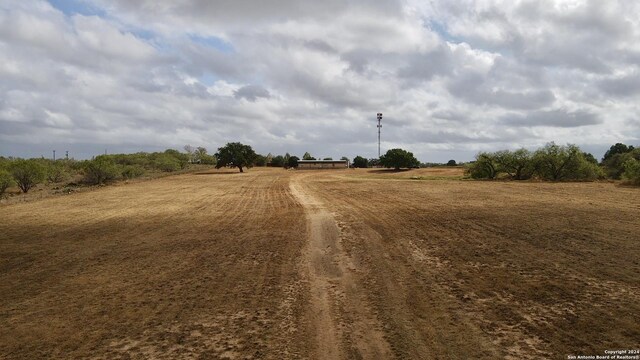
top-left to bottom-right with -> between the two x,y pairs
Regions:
1,0 -> 639,162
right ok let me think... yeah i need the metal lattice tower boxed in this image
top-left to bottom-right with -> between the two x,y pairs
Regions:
377,113 -> 383,158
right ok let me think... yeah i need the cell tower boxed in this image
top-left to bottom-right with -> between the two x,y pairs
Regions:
377,113 -> 383,158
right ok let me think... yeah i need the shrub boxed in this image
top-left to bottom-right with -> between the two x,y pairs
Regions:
0,170 -> 13,196
46,163 -> 70,183
622,158 -> 640,185
83,156 -> 119,185
121,165 -> 145,179
9,159 -> 46,193
153,154 -> 181,172
162,149 -> 189,169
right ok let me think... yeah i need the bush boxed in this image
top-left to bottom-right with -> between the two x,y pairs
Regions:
9,159 -> 46,193
0,170 -> 13,196
153,154 -> 181,172
162,149 -> 189,169
46,163 -> 70,183
622,158 -> 640,185
121,165 -> 145,179
83,156 -> 119,185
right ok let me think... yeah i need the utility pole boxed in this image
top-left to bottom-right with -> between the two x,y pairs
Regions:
65,151 -> 69,160
377,113 -> 383,158
53,150 -> 56,161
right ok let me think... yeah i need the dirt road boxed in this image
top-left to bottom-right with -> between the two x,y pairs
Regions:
1,168 -> 639,359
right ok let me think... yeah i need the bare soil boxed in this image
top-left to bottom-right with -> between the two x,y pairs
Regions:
1,167 -> 638,359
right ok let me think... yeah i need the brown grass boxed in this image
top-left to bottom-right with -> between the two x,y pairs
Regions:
1,167 -> 638,359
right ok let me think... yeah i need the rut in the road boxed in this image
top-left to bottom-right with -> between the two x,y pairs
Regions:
290,177 -> 392,360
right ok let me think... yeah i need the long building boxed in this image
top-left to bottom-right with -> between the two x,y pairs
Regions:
297,159 -> 349,169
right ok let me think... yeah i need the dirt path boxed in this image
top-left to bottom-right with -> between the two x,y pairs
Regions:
290,174 -> 392,360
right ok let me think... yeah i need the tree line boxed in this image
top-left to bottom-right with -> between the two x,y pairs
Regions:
1,141 -> 638,197
465,142 -> 639,184
0,149 -> 201,195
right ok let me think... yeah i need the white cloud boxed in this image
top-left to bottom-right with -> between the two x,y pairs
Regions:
0,0 -> 638,162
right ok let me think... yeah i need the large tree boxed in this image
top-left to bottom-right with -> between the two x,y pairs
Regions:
215,142 -> 257,173
379,148 -> 420,170
602,143 -> 635,162
533,142 -> 601,181
352,156 -> 368,168
494,148 -> 534,180
287,156 -> 299,168
466,152 -> 499,179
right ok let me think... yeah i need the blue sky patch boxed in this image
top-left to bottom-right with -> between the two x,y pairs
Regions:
48,0 -> 106,17
426,20 -> 463,44
189,34 -> 234,53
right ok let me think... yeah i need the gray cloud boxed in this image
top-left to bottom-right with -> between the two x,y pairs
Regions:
0,0 -> 639,163
501,109 -> 602,128
234,85 -> 271,102
598,73 -> 640,98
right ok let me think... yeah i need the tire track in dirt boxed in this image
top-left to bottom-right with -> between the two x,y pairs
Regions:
290,174 -> 392,360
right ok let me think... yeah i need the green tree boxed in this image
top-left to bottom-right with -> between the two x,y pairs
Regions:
446,159 -> 457,166
254,154 -> 267,167
379,148 -> 420,170
323,157 -> 333,160
352,156 -> 368,168
602,143 -> 635,162
0,170 -> 13,196
287,156 -> 299,168
494,149 -> 534,180
465,152 -> 499,179
602,145 -> 639,179
302,152 -> 315,160
533,142 -> 601,181
622,155 -> 640,185
215,142 -> 257,173
271,155 -> 285,167
9,159 -> 46,193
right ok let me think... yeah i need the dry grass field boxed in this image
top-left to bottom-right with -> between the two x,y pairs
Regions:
1,167 -> 639,359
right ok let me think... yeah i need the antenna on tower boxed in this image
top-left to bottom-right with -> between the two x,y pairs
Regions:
377,113 -> 383,158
